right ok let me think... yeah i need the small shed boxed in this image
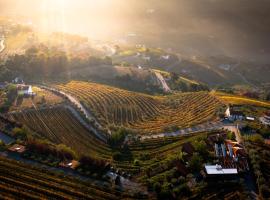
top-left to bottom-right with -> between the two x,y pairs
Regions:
8,144 -> 26,154
59,160 -> 80,169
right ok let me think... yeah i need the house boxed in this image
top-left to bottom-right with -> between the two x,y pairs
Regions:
8,144 -> 26,154
259,111 -> 270,125
225,107 -> 244,121
246,116 -> 255,121
59,160 -> 80,169
13,77 -> 24,84
265,139 -> 270,145
17,84 -> 34,96
0,82 -> 7,89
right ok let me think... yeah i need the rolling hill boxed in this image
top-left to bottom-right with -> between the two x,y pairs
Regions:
56,81 -> 223,133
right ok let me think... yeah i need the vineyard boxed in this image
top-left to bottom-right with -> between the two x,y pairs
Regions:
213,91 -> 270,108
56,81 -> 223,133
8,106 -> 111,159
0,156 -> 134,200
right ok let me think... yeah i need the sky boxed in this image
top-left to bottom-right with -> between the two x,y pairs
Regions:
1,0 -> 270,61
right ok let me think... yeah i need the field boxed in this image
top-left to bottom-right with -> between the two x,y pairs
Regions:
56,81 -> 223,133
0,156 -> 133,200
8,106 -> 111,159
213,91 -> 270,108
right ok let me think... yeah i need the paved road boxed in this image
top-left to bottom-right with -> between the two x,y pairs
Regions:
141,121 -> 242,140
154,71 -> 171,93
141,121 -> 223,140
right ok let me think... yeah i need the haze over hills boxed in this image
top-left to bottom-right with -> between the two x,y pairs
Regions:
1,0 -> 270,62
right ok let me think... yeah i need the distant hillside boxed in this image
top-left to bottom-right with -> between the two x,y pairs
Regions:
112,46 -> 270,87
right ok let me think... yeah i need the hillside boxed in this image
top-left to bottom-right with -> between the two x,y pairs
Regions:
56,81 -> 223,133
0,156 -> 133,200
213,91 -> 270,108
112,46 -> 270,87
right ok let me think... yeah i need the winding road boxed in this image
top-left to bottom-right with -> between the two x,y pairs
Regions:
154,71 -> 171,93
0,37 -> 5,53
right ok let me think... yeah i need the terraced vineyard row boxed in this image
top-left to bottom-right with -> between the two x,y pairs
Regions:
8,106 -> 112,159
56,81 -> 223,133
0,156 -> 131,200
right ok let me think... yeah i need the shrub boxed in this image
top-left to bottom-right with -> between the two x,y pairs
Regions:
133,159 -> 140,166
188,153 -> 202,172
112,151 -> 122,161
12,127 -> 28,139
108,127 -> 132,147
259,184 -> 270,198
227,131 -> 236,140
249,134 -> 264,143
153,182 -> 161,193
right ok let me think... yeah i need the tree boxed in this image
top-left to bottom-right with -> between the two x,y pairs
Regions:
189,153 -> 202,171
170,72 -> 179,81
193,140 -> 209,160
108,127 -> 132,147
248,134 -> 264,143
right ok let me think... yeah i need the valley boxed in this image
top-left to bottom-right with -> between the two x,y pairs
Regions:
0,6 -> 270,199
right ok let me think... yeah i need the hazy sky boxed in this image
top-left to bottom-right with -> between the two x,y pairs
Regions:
1,0 -> 270,60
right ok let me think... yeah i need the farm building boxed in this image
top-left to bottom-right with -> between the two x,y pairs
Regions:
207,132 -> 249,174
204,164 -> 238,179
259,111 -> 270,125
17,84 -> 34,96
225,107 -> 244,121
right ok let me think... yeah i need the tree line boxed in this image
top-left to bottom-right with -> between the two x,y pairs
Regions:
0,45 -> 112,82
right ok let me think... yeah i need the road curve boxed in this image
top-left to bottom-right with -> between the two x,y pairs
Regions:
39,85 -> 107,141
141,121 -> 241,141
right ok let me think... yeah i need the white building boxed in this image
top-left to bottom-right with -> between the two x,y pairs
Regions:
225,107 -> 244,121
205,165 -> 238,175
17,85 -> 33,96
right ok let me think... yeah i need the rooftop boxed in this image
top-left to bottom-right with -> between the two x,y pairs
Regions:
205,165 -> 238,175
